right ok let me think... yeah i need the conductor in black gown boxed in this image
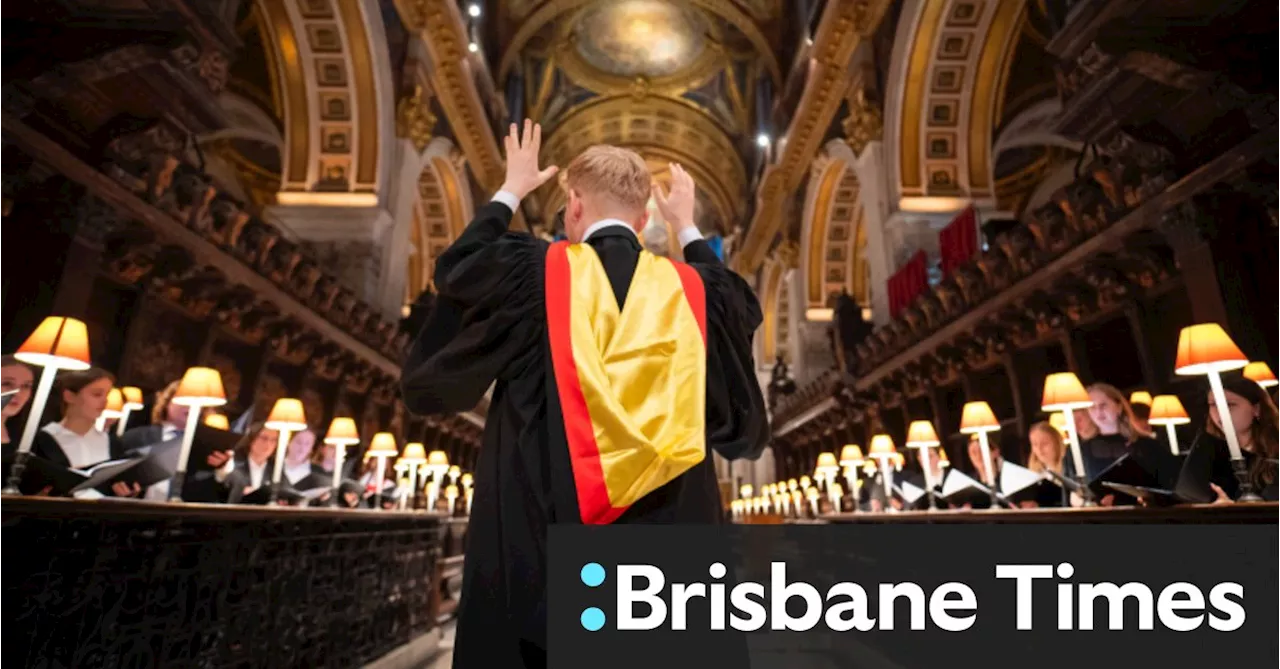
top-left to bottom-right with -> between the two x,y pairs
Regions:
401,121 -> 769,668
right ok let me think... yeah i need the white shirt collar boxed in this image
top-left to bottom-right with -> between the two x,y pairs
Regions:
581,219 -> 635,243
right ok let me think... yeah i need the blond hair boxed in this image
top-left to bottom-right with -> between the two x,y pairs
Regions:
565,145 -> 650,214
1086,383 -> 1151,443
1027,421 -> 1066,474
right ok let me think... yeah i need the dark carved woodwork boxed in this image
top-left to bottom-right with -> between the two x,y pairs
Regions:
2,498 -> 446,669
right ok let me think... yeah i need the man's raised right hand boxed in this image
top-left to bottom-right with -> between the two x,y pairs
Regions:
499,119 -> 559,200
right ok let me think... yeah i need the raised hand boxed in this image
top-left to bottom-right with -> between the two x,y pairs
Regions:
500,119 -> 558,200
652,162 -> 696,232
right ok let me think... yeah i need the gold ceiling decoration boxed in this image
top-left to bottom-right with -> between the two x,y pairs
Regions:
497,0 -> 782,88
396,85 -> 437,152
842,87 -> 882,157
553,4 -> 727,97
573,1 -> 708,78
731,0 -> 894,275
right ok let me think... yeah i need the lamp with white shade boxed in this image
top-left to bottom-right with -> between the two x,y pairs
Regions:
1147,395 -> 1190,455
4,317 -> 92,494
401,443 -> 428,509
815,452 -> 839,490
117,386 -> 145,437
324,417 -> 360,507
1243,361 -> 1278,389
168,367 -> 228,501
265,398 -> 308,504
1175,324 -> 1259,501
96,388 -> 125,433
867,434 -> 897,511
959,401 -> 1001,508
905,420 -> 941,510
366,432 -> 400,508
1040,373 -> 1094,505
839,445 -> 863,512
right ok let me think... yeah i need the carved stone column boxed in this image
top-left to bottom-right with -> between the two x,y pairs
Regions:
849,141 -> 894,326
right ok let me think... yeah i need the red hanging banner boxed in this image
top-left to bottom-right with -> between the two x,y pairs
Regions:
939,205 -> 979,277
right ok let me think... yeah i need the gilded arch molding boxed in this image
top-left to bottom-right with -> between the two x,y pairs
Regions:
801,157 -> 868,318
258,0 -> 389,202
539,94 -> 748,234
887,0 -> 1025,204
497,0 -> 783,90
408,139 -> 473,299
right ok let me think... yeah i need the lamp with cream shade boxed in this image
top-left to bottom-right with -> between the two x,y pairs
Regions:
815,452 -> 839,489
739,483 -> 753,499
1147,395 -> 1190,455
324,417 -> 361,507
445,484 -> 459,516
1128,391 -> 1153,406
799,475 -> 811,490
838,445 -> 863,512
1040,372 -> 1093,503
1174,323 -> 1259,501
96,387 -> 125,433
827,481 -> 843,513
4,317 -> 93,494
265,398 -> 308,503
366,432 -> 399,508
905,420 -> 941,510
805,485 -> 820,516
401,443 -> 428,510
448,464 -> 461,484
959,401 -> 1002,508
117,386 -> 145,437
461,472 -> 473,490
204,413 -> 230,430
867,434 -> 898,511
1243,362 -> 1278,389
425,450 -> 450,483
167,367 -> 228,501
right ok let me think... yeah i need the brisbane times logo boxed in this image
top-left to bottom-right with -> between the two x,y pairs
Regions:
575,561 -> 1248,633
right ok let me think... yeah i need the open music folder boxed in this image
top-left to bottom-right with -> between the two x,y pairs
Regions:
2,453 -> 146,496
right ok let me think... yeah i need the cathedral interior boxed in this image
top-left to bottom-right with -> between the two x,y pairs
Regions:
1,1 -> 1276,667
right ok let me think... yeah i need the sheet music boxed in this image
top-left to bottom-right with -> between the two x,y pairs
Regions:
897,479 -> 927,504
940,469 -> 982,497
999,461 -> 1046,496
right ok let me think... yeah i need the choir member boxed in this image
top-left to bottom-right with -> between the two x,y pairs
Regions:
122,380 -> 233,502
282,428 -> 324,488
1084,383 -> 1178,503
2,355 -> 35,451
31,367 -> 139,498
224,423 -> 278,504
401,123 -> 768,667
1026,421 -> 1072,508
1184,376 -> 1278,502
963,435 -> 1003,509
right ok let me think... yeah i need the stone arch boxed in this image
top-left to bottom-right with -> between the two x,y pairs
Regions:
407,138 -> 473,303
799,141 -> 870,322
256,0 -> 393,204
884,0 -> 1026,208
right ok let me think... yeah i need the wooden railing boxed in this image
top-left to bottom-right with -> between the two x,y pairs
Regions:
1,497 -> 462,668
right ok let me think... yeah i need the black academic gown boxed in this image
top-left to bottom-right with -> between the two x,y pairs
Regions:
401,202 -> 769,668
